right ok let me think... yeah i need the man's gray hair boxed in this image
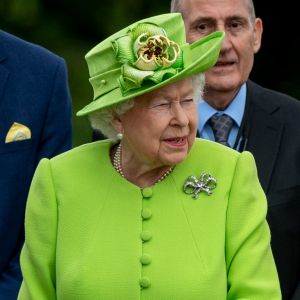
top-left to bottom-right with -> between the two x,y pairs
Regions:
89,74 -> 205,140
170,0 -> 257,23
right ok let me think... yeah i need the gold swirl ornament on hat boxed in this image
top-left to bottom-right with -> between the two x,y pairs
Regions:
5,122 -> 31,143
183,173 -> 217,199
134,33 -> 180,71
112,22 -> 182,93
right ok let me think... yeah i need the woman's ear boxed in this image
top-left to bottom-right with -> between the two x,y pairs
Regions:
111,116 -> 123,134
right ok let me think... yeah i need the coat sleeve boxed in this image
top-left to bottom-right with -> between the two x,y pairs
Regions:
226,151 -> 281,299
18,159 -> 57,299
36,57 -> 72,163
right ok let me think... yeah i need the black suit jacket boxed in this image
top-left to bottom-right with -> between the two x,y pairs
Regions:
240,80 -> 300,300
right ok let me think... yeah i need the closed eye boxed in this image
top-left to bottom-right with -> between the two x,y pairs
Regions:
181,98 -> 194,104
152,102 -> 171,110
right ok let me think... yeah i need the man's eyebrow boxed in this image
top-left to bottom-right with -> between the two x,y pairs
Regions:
226,15 -> 249,22
190,15 -> 248,26
190,16 -> 215,26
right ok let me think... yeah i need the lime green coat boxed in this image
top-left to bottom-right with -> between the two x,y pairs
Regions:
18,139 -> 281,299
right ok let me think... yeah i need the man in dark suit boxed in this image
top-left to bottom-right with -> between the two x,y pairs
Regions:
0,30 -> 72,299
171,0 -> 300,299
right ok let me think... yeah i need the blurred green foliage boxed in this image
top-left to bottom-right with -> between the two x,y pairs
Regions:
0,0 -> 170,146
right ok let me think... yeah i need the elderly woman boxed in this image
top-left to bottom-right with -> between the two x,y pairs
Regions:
18,13 -> 280,299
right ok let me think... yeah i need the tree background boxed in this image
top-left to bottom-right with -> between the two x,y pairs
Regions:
1,0 -> 299,146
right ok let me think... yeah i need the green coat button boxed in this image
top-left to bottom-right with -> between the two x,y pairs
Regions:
139,276 -> 151,288
141,208 -> 152,219
141,188 -> 153,198
140,254 -> 152,265
140,231 -> 152,241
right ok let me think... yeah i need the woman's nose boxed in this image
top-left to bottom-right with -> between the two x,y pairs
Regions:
170,103 -> 189,127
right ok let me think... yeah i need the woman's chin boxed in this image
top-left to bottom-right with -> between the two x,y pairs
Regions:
160,151 -> 189,166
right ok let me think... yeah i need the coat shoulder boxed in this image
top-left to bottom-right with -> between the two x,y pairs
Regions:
189,139 -> 256,177
50,140 -> 111,166
247,80 -> 300,114
0,30 -> 61,59
193,138 -> 240,161
0,30 -> 65,70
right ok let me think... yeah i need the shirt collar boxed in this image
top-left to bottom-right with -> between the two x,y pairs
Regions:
198,83 -> 246,132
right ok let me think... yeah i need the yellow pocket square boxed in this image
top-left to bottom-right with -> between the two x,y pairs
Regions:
5,122 -> 31,143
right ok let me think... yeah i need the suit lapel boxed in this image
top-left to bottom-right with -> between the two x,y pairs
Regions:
244,81 -> 284,193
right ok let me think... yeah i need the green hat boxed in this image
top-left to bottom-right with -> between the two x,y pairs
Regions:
77,13 -> 224,116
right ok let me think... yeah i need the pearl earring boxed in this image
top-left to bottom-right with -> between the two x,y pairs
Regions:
116,132 -> 123,140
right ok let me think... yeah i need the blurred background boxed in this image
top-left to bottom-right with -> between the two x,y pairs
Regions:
1,0 -> 299,146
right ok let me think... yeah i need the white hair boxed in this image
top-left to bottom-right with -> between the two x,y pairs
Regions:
89,100 -> 134,141
89,73 -> 205,139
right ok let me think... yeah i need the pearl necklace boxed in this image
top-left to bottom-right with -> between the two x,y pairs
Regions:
113,143 -> 124,177
113,143 -> 174,185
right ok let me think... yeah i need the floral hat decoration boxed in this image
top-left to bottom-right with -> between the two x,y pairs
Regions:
77,13 -> 224,116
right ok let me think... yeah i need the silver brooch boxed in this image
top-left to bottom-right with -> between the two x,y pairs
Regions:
183,173 -> 217,199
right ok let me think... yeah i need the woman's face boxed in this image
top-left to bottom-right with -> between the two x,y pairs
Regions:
114,78 -> 198,170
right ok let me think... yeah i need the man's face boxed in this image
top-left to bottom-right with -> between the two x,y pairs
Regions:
181,0 -> 262,103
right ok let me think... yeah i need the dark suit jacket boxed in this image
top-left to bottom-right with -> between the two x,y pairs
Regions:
242,80 -> 300,300
0,30 -> 72,299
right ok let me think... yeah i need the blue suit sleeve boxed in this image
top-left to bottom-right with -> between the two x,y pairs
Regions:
36,57 -> 72,163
